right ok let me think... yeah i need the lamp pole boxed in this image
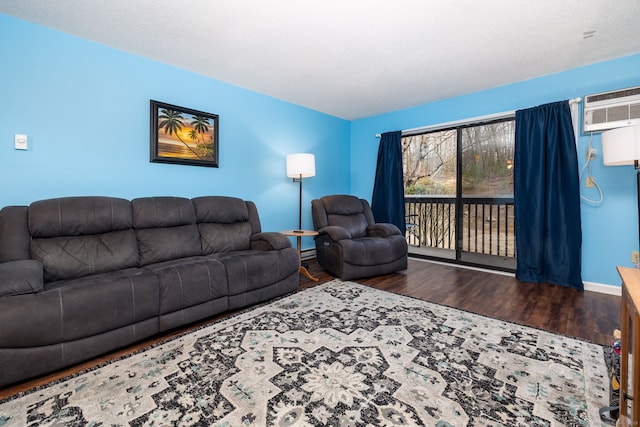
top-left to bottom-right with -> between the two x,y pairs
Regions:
297,173 -> 303,232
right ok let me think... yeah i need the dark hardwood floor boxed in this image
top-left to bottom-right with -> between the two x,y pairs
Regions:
0,257 -> 621,400
302,258 -> 621,346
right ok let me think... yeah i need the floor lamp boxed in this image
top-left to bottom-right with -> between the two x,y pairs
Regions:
286,153 -> 316,233
602,124 -> 640,260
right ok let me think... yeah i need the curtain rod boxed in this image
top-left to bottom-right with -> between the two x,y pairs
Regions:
375,97 -> 582,138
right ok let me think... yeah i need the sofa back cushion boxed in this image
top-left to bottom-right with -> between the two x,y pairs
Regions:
132,197 -> 201,266
29,197 -> 139,282
192,196 -> 253,254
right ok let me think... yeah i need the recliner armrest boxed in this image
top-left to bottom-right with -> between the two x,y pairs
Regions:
367,223 -> 402,237
251,232 -> 292,251
318,226 -> 351,241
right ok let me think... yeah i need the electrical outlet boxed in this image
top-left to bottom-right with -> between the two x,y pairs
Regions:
632,251 -> 640,264
586,148 -> 596,160
586,177 -> 595,188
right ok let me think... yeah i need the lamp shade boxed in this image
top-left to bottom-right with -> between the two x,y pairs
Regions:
286,153 -> 315,178
602,125 -> 640,166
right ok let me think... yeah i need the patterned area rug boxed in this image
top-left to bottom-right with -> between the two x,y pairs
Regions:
0,280 -> 610,426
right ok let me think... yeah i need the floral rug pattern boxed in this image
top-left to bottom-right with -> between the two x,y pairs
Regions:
0,281 -> 610,426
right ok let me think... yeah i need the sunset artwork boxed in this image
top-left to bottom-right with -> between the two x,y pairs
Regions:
150,101 -> 219,167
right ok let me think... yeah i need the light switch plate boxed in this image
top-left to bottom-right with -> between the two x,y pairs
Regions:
14,134 -> 28,150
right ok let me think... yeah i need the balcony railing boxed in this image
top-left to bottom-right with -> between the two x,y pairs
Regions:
405,195 -> 516,259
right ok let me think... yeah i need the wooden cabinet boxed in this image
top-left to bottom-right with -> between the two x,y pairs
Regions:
618,266 -> 640,426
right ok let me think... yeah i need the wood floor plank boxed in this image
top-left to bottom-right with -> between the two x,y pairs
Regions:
0,257 -> 621,399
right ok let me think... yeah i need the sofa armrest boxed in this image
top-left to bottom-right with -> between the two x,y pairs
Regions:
251,232 -> 292,251
0,260 -> 44,297
367,223 -> 402,237
318,226 -> 351,242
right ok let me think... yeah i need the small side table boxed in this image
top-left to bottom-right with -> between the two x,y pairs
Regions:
280,229 -> 319,282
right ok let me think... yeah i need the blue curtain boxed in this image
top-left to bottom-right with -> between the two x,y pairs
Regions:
514,101 -> 583,290
372,131 -> 406,232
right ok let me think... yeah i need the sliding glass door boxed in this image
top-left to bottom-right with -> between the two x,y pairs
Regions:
402,118 -> 516,270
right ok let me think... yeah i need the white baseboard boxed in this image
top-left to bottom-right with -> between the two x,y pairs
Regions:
583,281 -> 621,296
301,248 -> 316,261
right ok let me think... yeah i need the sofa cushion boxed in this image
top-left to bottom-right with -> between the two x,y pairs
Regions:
28,197 -> 139,282
31,230 -> 140,282
132,196 -> 197,229
0,268 -> 159,347
143,256 -> 228,316
193,196 -> 252,254
193,196 -> 250,223
29,196 -> 133,237
0,260 -> 43,297
216,249 -> 299,296
135,225 -> 201,266
198,222 -> 252,254
132,197 -> 201,265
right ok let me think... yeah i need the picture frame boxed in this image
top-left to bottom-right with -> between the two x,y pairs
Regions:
150,100 -> 219,167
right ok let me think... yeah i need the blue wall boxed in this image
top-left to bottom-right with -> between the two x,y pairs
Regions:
351,54 -> 640,287
3,13 -> 640,286
0,14 -> 351,251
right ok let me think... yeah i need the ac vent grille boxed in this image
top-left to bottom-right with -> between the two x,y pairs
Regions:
586,87 -> 640,103
589,103 -> 640,124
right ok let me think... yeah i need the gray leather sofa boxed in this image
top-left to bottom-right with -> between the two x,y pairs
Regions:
312,194 -> 408,280
0,195 -> 299,387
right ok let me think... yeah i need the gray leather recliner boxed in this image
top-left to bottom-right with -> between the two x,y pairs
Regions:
311,195 -> 408,280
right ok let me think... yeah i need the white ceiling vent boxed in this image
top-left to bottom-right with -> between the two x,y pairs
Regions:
583,86 -> 640,133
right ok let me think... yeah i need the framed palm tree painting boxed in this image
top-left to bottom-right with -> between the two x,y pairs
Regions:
150,100 -> 219,167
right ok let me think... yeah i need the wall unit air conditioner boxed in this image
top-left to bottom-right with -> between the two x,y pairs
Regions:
583,86 -> 640,133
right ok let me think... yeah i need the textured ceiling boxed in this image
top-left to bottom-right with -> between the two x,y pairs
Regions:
1,0 -> 640,119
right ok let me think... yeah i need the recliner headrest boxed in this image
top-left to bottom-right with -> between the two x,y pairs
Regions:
322,195 -> 363,216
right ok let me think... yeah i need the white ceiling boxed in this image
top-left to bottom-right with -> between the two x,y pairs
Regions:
2,1 -> 640,120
